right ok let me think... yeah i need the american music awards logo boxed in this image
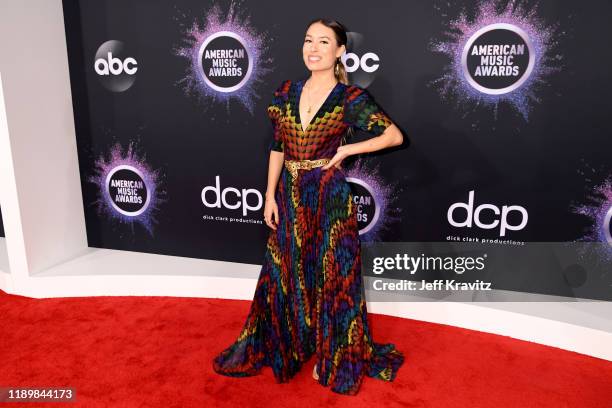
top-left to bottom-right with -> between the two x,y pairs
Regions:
571,173 -> 612,262
172,0 -> 273,114
344,158 -> 402,241
88,142 -> 167,236
430,0 -> 563,120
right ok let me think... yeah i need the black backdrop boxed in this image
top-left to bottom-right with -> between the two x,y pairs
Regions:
60,0 -> 612,268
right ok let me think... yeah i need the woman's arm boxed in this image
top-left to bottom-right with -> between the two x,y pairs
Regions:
322,86 -> 404,170
265,150 -> 284,201
263,150 -> 284,230
322,123 -> 403,169
344,122 -> 403,155
263,80 -> 290,229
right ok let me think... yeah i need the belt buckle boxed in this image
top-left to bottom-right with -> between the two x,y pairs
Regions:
284,158 -> 330,179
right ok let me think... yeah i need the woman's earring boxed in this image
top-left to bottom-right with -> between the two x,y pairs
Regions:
334,59 -> 340,76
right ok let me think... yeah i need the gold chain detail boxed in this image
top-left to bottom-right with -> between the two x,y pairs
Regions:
284,158 -> 331,179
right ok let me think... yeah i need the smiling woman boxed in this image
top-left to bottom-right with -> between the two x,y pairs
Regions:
212,18 -> 404,396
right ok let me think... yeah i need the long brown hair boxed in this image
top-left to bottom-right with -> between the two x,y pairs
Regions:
305,18 -> 354,143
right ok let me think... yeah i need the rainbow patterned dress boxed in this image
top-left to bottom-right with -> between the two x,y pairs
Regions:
212,78 -> 404,395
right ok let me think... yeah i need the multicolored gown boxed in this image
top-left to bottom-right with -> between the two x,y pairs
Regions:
212,78 -> 404,395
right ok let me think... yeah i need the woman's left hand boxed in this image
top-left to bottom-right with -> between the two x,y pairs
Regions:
322,145 -> 351,170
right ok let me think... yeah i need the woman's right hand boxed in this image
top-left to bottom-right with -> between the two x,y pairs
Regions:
264,198 -> 279,230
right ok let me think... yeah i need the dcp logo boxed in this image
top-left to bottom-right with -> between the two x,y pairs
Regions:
201,175 -> 262,216
447,190 -> 528,237
94,40 -> 138,92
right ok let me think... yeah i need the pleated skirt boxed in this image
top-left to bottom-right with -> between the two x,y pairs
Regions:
212,163 -> 404,395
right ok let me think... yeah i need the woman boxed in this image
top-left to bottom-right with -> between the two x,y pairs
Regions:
213,18 -> 404,395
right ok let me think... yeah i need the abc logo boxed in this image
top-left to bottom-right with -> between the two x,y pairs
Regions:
342,52 -> 379,73
94,40 -> 138,92
344,32 -> 380,87
447,190 -> 528,237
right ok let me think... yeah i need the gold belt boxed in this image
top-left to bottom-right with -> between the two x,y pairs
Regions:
284,158 -> 331,179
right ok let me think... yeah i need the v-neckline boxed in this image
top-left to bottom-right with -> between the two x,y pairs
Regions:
296,79 -> 341,133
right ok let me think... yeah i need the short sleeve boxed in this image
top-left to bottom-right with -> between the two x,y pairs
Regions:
266,80 -> 290,152
344,86 -> 393,136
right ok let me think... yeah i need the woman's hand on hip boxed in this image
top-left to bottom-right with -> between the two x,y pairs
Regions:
322,145 -> 351,170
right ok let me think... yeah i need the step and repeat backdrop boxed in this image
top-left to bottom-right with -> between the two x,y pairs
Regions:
61,0 -> 611,299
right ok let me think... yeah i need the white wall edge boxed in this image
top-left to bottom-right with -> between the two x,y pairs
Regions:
0,247 -> 609,364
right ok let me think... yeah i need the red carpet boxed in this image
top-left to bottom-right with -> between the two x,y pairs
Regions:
0,288 -> 611,407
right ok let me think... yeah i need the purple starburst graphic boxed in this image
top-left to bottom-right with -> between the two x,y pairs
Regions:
571,175 -> 612,262
344,158 -> 402,242
172,0 -> 274,115
88,142 -> 167,236
430,0 -> 562,120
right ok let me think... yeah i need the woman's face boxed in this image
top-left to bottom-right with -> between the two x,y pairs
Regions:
302,22 -> 345,73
